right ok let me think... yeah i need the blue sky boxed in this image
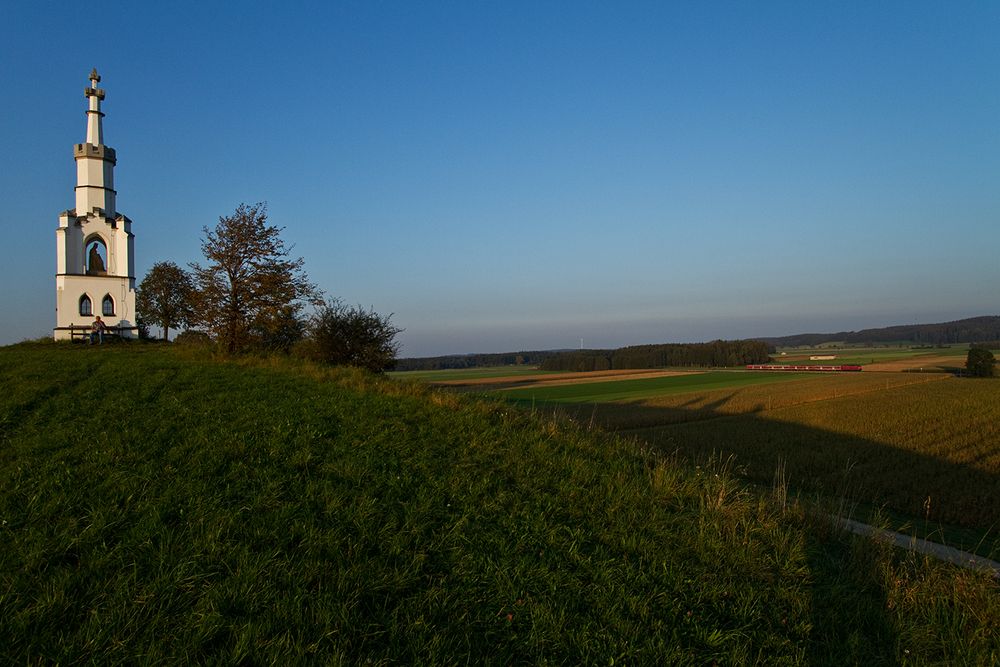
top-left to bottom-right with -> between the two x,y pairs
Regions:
3,1 -> 998,356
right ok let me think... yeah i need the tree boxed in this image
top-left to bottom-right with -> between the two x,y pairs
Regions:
137,261 -> 194,340
299,299 -> 402,372
190,202 -> 319,353
966,348 -> 996,378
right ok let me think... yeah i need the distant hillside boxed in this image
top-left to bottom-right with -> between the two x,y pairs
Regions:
761,316 -> 1000,348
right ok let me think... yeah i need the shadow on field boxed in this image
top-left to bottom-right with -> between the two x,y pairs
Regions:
543,399 -> 1000,660
548,401 -> 1000,532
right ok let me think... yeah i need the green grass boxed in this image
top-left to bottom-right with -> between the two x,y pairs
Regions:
501,371 -> 811,403
1,344 -> 998,663
390,365 -> 551,381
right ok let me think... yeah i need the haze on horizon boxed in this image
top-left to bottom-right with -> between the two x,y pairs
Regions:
3,2 -> 998,357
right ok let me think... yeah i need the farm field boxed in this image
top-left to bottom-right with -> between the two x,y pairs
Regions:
627,377 -> 1000,532
774,344 -> 988,372
388,365 -> 553,382
862,354 -> 967,372
478,366 -> 999,553
429,368 -> 704,390
552,372 -> 947,429
500,371 -> 810,403
7,344 -> 998,662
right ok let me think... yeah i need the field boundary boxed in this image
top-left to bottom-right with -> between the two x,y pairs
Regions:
837,517 -> 1000,578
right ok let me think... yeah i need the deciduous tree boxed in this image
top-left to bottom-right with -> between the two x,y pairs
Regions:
137,261 -> 194,340
191,202 -> 319,353
966,348 -> 996,378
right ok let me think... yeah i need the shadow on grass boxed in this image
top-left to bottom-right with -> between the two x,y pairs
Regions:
542,399 -> 1000,534
800,526 -> 900,664
515,398 -> 1000,661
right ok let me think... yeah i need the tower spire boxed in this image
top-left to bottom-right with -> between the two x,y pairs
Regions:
85,67 -> 105,146
56,70 -> 137,340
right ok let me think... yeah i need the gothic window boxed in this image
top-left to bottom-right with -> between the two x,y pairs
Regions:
85,238 -> 108,275
79,294 -> 93,316
102,294 -> 115,316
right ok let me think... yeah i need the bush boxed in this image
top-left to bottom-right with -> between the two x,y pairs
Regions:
966,348 -> 996,377
298,300 -> 402,372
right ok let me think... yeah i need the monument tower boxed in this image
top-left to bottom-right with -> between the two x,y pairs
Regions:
54,69 -> 137,339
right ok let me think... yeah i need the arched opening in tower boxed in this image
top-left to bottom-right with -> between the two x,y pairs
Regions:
85,238 -> 108,275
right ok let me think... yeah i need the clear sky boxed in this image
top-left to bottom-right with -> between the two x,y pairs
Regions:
3,1 -> 998,356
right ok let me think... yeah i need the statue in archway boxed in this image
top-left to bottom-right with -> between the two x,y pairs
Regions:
88,243 -> 106,274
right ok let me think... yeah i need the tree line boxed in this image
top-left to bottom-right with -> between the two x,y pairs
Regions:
539,340 -> 773,372
395,351 -> 563,372
136,202 -> 401,372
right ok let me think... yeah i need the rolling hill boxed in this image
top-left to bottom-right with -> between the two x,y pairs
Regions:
1,343 -> 997,662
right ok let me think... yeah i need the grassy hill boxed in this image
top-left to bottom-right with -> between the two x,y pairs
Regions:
1,344 -> 997,663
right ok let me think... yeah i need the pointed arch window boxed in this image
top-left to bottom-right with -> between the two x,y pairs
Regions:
102,294 -> 115,317
79,294 -> 93,316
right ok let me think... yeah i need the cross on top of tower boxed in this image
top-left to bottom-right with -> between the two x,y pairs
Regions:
83,69 -> 107,148
86,68 -> 105,102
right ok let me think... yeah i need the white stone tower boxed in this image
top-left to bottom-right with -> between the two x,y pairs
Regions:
54,69 -> 137,339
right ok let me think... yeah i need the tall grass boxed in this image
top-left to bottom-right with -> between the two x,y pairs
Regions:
1,344 -> 997,662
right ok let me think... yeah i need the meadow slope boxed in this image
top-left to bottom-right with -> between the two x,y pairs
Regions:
1,345 -> 997,663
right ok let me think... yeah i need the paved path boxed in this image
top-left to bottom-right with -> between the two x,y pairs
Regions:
836,516 -> 1000,578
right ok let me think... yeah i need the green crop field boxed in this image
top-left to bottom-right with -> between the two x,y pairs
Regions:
2,344 -> 997,662
501,371 -> 810,403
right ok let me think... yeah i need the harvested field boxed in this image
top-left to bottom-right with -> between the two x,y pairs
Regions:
628,377 -> 1000,530
500,371 -> 809,403
864,354 -> 964,372
559,372 -> 946,430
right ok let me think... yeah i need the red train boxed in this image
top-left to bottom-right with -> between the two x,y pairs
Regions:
746,364 -> 863,372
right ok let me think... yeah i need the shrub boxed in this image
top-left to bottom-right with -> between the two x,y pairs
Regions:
299,300 -> 402,372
